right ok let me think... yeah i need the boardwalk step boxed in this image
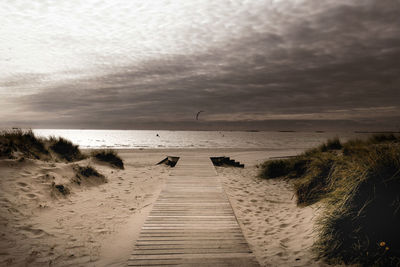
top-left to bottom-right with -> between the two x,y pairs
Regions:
157,156 -> 180,167
210,156 -> 245,168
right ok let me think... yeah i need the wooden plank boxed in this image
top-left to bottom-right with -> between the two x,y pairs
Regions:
131,248 -> 252,255
133,246 -> 251,251
130,252 -> 256,260
135,243 -> 249,246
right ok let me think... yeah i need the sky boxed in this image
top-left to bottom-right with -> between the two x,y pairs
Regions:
1,0 -> 399,131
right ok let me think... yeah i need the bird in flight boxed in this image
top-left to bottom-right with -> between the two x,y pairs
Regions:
196,111 -> 204,120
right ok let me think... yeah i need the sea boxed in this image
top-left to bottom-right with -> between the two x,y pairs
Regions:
32,129 -> 371,150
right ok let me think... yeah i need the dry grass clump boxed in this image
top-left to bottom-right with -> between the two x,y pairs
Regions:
0,129 -> 49,159
91,149 -> 124,169
260,157 -> 309,179
319,137 -> 342,152
260,134 -> 400,266
49,137 -> 85,162
51,182 -> 70,196
0,128 -> 86,162
73,165 -> 106,185
294,153 -> 338,205
75,165 -> 103,177
260,159 -> 292,178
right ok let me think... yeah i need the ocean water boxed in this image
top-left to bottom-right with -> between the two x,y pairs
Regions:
33,129 -> 370,150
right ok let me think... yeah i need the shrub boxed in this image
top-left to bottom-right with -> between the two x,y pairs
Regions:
49,137 -> 85,162
91,149 -> 124,169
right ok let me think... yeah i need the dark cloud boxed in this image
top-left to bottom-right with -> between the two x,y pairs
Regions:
2,0 -> 400,131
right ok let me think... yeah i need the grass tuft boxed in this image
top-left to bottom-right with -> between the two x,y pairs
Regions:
0,129 -> 48,159
52,182 -> 70,195
49,137 -> 85,162
369,133 -> 399,144
75,165 -> 103,177
73,165 -> 106,185
0,129 -> 86,162
319,137 -> 342,152
293,153 -> 338,205
260,159 -> 292,178
260,156 -> 310,179
91,149 -> 124,169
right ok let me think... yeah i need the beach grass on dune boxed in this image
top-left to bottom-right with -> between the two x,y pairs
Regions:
73,165 -> 106,185
260,134 -> 400,266
75,165 -> 103,178
49,136 -> 85,162
0,128 -> 88,162
91,149 -> 124,169
0,129 -> 49,159
52,183 -> 70,195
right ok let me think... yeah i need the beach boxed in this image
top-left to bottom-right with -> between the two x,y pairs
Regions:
1,148 -> 325,266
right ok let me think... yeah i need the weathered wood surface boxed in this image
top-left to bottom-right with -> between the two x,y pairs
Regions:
129,156 -> 259,266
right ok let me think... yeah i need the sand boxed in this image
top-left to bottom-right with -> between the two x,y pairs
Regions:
0,148 -> 329,266
217,161 -> 329,266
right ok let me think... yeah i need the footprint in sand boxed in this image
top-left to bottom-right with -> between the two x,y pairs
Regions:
18,226 -> 47,238
21,171 -> 32,177
26,193 -> 37,199
20,187 -> 30,192
17,182 -> 28,187
281,237 -> 290,243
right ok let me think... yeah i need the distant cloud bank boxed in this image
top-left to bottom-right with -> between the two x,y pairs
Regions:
1,0 -> 399,130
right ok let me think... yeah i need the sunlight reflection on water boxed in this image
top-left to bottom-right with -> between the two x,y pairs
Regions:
33,129 -> 369,150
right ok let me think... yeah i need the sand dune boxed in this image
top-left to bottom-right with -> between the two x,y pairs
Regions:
0,151 -> 168,266
1,149 -> 327,266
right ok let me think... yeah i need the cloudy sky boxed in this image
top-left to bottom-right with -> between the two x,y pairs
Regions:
1,0 -> 399,131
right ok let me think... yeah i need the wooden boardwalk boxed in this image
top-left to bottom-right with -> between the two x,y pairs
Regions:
128,156 -> 259,267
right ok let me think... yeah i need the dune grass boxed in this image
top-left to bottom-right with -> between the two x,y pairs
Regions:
0,128 -> 85,162
51,182 -> 70,195
49,136 -> 85,162
260,157 -> 309,179
73,165 -> 106,185
260,134 -> 400,266
75,165 -> 103,177
0,129 -> 49,159
91,149 -> 124,169
319,137 -> 342,152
